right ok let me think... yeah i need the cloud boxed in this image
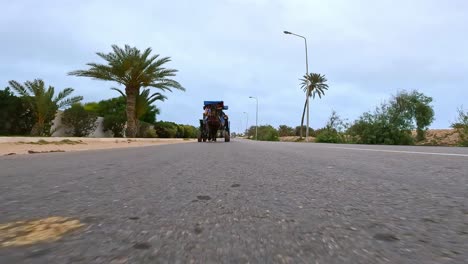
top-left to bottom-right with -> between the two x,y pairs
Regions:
1,0 -> 467,131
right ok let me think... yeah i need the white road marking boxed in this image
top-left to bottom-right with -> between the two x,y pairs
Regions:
326,146 -> 468,157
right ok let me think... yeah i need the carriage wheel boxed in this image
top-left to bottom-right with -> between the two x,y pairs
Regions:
224,131 -> 230,142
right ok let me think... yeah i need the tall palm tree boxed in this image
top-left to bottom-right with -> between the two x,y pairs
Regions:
299,73 -> 329,135
111,87 -> 166,122
68,45 -> 184,137
8,79 -> 83,136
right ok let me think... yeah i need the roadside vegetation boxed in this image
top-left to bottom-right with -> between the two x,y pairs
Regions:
451,106 -> 468,146
0,45 -> 195,139
0,46 -> 465,146
242,90 -> 464,146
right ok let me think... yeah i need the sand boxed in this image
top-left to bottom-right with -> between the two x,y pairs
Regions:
0,138 -> 195,156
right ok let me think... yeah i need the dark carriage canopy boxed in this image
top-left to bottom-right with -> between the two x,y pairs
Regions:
203,101 -> 228,110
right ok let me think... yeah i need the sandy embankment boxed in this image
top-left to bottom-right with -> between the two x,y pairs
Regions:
0,137 -> 195,156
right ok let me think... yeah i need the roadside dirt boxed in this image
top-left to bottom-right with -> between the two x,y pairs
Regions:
0,139 -> 194,156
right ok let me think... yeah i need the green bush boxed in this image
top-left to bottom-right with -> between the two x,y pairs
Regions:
391,90 -> 434,141
316,129 -> 342,143
294,125 -> 315,137
250,125 -> 279,141
347,103 -> 414,145
154,121 -> 178,138
85,97 -> 127,137
103,114 -> 126,137
137,121 -> 155,138
62,104 -> 98,137
452,106 -> 468,147
182,125 -> 198,138
346,91 -> 434,145
315,111 -> 348,143
0,88 -> 35,135
278,125 -> 295,137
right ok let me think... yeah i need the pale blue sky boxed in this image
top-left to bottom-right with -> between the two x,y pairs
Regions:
1,0 -> 467,132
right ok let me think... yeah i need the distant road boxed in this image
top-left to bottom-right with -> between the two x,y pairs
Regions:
1,140 -> 467,263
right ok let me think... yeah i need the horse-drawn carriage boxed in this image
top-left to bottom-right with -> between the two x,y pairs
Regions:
198,101 -> 230,142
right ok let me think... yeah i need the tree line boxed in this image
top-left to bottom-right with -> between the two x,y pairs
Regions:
0,44 -> 193,138
242,90 -> 468,147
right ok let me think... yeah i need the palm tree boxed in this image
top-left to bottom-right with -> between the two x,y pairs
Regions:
111,87 -> 166,124
8,79 -> 83,136
69,45 -> 184,137
299,73 -> 329,136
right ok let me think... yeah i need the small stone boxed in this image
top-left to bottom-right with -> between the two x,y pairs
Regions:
194,226 -> 203,234
231,184 -> 240,187
374,233 -> 399,242
26,248 -> 51,258
133,242 -> 151,250
129,217 -> 139,220
197,195 -> 211,200
421,217 -> 438,223
110,257 -> 128,264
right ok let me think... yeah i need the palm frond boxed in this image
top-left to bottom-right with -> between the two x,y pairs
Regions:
57,96 -> 83,109
148,79 -> 184,91
147,92 -> 167,103
69,44 -> 185,132
54,87 -> 74,103
110,87 -> 126,98
8,80 -> 29,97
300,73 -> 329,99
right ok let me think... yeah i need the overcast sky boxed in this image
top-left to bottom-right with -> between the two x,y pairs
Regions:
2,0 -> 467,132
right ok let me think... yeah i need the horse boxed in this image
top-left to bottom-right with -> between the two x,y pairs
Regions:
205,115 -> 221,142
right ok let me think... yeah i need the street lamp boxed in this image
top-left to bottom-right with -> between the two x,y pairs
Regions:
243,111 -> 248,136
249,96 -> 258,140
284,30 -> 310,142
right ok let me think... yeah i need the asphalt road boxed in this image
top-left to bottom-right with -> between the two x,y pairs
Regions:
1,140 -> 467,263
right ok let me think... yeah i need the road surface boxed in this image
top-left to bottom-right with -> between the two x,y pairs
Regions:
1,140 -> 467,263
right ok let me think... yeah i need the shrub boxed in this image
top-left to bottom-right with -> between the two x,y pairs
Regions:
0,88 -> 34,135
154,121 -> 178,138
103,114 -> 126,137
278,125 -> 295,137
315,111 -> 348,143
62,104 -> 98,137
347,103 -> 414,145
137,121 -> 155,138
452,106 -> 468,147
346,90 -> 434,145
391,90 -> 434,141
294,125 -> 315,137
256,125 -> 280,141
182,125 -> 198,138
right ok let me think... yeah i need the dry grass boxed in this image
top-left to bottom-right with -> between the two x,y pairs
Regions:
279,136 -> 316,142
0,217 -> 84,247
17,139 -> 85,145
413,129 -> 460,146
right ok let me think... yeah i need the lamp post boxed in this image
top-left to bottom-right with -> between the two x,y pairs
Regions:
283,30 -> 310,142
249,96 -> 258,140
243,111 -> 248,136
